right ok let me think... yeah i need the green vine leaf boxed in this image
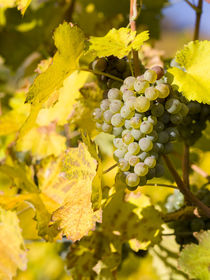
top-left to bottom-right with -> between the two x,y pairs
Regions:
178,230 -> 210,280
88,27 -> 149,58
168,40 -> 210,104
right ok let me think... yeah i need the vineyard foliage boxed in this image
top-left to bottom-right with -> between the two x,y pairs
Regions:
0,0 -> 210,279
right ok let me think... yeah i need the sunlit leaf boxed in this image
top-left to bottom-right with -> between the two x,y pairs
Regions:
45,143 -> 100,242
16,0 -> 31,15
179,230 -> 210,280
88,27 -> 149,58
16,125 -> 66,159
18,22 -> 85,139
0,207 -> 27,280
168,41 -> 210,104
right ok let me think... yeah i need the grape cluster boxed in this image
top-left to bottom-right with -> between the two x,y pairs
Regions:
178,101 -> 210,146
89,56 -> 132,89
168,187 -> 210,246
92,66 -> 189,189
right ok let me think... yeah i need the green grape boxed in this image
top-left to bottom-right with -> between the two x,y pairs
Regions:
108,88 -> 121,100
122,132 -> 134,145
134,162 -> 149,176
147,115 -> 157,125
111,113 -> 125,127
151,103 -> 164,117
134,80 -> 150,93
92,108 -> 102,121
150,151 -> 159,160
159,112 -> 170,124
144,156 -> 156,168
121,129 -> 130,136
153,142 -> 164,153
100,99 -> 110,111
146,130 -> 158,142
145,87 -> 159,100
96,122 -> 102,131
139,138 -> 153,152
92,57 -> 107,72
120,105 -> 135,119
116,59 -> 126,72
146,168 -> 156,180
129,155 -> 140,166
144,69 -> 157,83
155,83 -> 170,98
113,138 -> 125,149
102,122 -> 112,133
140,121 -> 153,134
155,163 -> 164,177
125,96 -> 136,110
138,152 -> 149,161
119,159 -> 130,171
120,84 -> 128,93
158,131 -> 169,143
124,76 -> 136,89
113,127 -> 123,137
135,96 -> 150,113
170,113 -> 183,124
190,218 -> 205,232
114,148 -> 127,160
125,119 -> 131,129
139,176 -> 147,186
164,142 -> 173,154
188,101 -> 201,114
103,110 -> 113,124
131,129 -> 144,141
128,142 -> 140,155
179,103 -> 189,117
130,116 -> 142,128
124,152 -> 133,162
126,173 -> 140,188
123,90 -> 136,101
110,100 -> 123,113
154,121 -> 164,131
165,98 -> 181,114
167,127 -> 179,141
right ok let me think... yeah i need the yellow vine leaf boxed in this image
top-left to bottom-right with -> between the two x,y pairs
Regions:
36,71 -> 90,126
0,207 -> 27,280
88,27 -> 149,58
168,41 -> 210,104
16,124 -> 66,159
50,143 -> 99,242
16,0 -> 31,15
18,22 -> 85,139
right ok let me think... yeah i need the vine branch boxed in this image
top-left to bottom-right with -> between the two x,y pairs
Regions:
130,0 -> 142,76
182,144 -> 190,188
193,0 -> 203,40
163,155 -> 210,218
79,68 -> 123,82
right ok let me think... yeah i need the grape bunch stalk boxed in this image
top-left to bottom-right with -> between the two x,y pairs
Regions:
92,64 -> 191,190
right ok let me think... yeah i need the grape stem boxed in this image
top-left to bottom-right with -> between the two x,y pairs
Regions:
163,155 -> 210,218
145,183 -> 178,189
103,163 -> 118,174
79,68 -> 123,82
129,0 -> 142,77
182,144 -> 190,189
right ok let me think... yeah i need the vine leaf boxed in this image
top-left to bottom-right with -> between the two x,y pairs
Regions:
102,190 -> 163,250
50,143 -> 100,242
18,22 -> 85,140
16,0 -> 31,15
168,41 -> 210,104
0,207 -> 27,280
178,230 -> 210,280
88,27 -> 149,58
